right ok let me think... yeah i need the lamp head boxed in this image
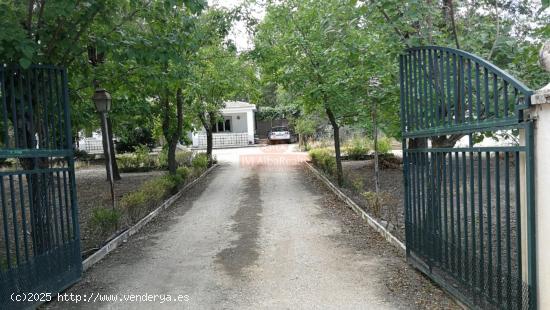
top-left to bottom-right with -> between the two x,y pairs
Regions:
92,88 -> 112,113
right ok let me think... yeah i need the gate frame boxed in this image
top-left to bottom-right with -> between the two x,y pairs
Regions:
399,46 -> 537,309
0,65 -> 82,309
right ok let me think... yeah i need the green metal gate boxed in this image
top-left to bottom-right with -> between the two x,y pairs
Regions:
0,65 -> 81,309
400,46 -> 536,309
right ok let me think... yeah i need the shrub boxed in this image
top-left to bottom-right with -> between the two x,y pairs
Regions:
361,191 -> 396,217
176,151 -> 194,167
362,191 -> 382,217
120,190 -> 149,222
159,149 -> 194,169
176,166 -> 190,181
135,144 -> 155,167
350,178 -> 365,193
116,145 -> 156,172
375,137 -> 392,154
116,127 -> 155,154
90,207 -> 121,238
120,172 -> 191,223
142,176 -> 174,202
192,153 -> 209,170
117,154 -> 140,171
343,137 -> 371,160
157,147 -> 169,169
309,148 -> 336,176
119,155 -> 204,224
74,149 -> 92,161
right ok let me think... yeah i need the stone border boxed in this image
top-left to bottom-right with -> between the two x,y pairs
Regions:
304,162 -> 406,251
82,164 -> 218,271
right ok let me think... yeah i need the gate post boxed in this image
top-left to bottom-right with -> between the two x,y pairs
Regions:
529,70 -> 550,309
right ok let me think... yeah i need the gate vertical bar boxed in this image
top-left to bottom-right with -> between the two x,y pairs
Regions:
400,46 -> 537,309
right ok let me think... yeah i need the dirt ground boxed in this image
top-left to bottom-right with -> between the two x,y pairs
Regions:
341,160 -> 406,241
303,167 -> 459,310
75,166 -> 166,253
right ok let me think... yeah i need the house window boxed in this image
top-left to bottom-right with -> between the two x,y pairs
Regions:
214,117 -> 232,132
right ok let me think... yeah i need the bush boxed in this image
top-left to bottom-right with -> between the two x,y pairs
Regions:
192,153 -> 209,170
120,190 -> 149,222
343,137 -> 371,160
375,137 -> 392,154
176,151 -> 194,167
90,207 -> 121,238
135,144 -> 155,166
350,178 -> 365,193
159,149 -> 194,169
116,127 -> 155,154
309,148 -> 336,176
117,154 -> 140,171
118,152 -> 206,224
176,166 -> 190,181
361,191 -> 396,217
157,147 -> 169,169
120,172 -> 190,223
74,149 -> 92,161
116,145 -> 155,172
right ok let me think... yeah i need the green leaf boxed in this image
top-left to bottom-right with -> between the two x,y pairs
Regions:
19,58 -> 31,69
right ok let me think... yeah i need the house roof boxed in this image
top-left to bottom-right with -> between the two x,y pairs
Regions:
221,101 -> 256,113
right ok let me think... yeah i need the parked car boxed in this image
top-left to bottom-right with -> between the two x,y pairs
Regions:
268,126 -> 291,144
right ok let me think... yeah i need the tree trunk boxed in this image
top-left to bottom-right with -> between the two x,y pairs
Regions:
167,88 -> 185,174
326,107 -> 343,186
431,134 -> 463,148
206,127 -> 213,167
372,106 -> 380,196
167,138 -> 178,173
206,112 -> 216,167
198,111 -> 216,168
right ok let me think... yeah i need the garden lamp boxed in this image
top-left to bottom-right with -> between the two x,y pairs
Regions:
92,88 -> 112,113
92,88 -> 116,212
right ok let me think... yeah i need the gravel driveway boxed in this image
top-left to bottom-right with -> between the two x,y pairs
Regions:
43,145 -> 458,309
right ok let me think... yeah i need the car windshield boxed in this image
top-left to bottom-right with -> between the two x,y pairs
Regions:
272,127 -> 288,132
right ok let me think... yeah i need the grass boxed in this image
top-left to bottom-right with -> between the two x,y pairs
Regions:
90,207 -> 122,239
309,148 -> 336,176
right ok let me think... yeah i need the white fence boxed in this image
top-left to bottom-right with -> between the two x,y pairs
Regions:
195,133 -> 249,148
78,138 -> 104,154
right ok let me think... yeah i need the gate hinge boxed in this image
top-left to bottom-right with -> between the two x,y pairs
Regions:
526,106 -> 539,122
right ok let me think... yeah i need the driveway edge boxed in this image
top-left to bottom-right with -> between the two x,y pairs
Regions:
82,164 -> 219,271
304,162 -> 406,251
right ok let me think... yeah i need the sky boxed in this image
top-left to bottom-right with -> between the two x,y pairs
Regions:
208,0 -> 265,51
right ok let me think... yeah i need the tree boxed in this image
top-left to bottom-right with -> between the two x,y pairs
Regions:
293,117 -> 316,150
254,0 -> 400,185
93,0 -> 206,174
187,42 -> 258,166
369,0 -> 550,146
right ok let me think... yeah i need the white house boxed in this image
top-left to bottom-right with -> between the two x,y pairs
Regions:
192,101 -> 257,148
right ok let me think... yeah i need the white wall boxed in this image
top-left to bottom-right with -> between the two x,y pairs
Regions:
226,113 -> 248,133
531,90 -> 550,310
191,111 -> 254,147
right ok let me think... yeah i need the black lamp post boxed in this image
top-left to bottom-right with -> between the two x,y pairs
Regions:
92,88 -> 116,210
